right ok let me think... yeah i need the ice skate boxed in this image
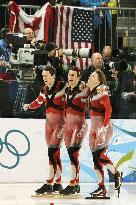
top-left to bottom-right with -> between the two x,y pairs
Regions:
85,186 -> 110,199
52,183 -> 63,194
74,184 -> 80,193
35,184 -> 52,195
114,171 -> 123,198
60,185 -> 76,195
59,185 -> 83,199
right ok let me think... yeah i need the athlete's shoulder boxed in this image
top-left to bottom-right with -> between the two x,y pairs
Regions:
96,84 -> 109,96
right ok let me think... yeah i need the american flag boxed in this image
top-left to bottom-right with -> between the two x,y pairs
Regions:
54,5 -> 94,69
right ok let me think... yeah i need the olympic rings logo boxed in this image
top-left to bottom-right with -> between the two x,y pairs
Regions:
0,130 -> 30,169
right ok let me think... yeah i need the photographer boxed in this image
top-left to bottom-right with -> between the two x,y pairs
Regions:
81,52 -> 104,82
102,46 -> 120,95
121,63 -> 136,94
102,46 -> 114,81
120,63 -> 136,118
102,46 -> 122,117
24,28 -> 37,48
44,42 -> 64,81
8,27 -> 46,118
11,27 -> 37,58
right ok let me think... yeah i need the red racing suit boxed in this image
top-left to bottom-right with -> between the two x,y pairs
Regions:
29,81 -> 66,148
89,85 -> 116,188
64,84 -> 88,148
64,84 -> 88,185
89,85 -> 113,151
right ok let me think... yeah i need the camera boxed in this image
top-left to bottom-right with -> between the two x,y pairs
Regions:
111,49 -> 128,73
103,48 -> 129,80
14,47 -> 92,65
7,34 -> 46,83
6,33 -> 27,51
63,48 -> 92,58
103,48 -> 129,81
9,42 -> 93,82
11,48 -> 48,66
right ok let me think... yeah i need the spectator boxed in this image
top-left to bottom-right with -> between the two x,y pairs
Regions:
80,0 -> 119,51
102,46 -> 113,81
44,42 -> 64,81
102,46 -> 119,89
81,52 -> 104,82
108,0 -> 120,49
102,46 -> 112,61
80,0 -> 112,52
24,27 -> 37,47
120,63 -> 136,118
0,27 -> 12,80
109,68 -> 120,118
0,27 -> 13,117
10,27 -> 37,61
102,46 -> 121,117
121,63 -> 136,93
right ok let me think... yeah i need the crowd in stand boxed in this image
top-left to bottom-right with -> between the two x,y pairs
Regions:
0,1 -> 136,118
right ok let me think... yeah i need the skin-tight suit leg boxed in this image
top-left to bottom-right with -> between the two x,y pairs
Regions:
64,114 -> 87,185
92,147 -> 116,187
45,113 -> 64,185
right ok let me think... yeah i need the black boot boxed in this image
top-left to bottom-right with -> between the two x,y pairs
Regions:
52,183 -> 63,193
60,185 -> 76,195
35,184 -> 52,194
90,186 -> 107,197
75,185 -> 80,193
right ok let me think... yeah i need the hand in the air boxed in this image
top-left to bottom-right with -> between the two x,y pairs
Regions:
23,104 -> 30,111
8,1 -> 14,6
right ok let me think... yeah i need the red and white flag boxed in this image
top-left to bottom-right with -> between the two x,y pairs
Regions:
54,5 -> 94,69
9,2 -> 53,42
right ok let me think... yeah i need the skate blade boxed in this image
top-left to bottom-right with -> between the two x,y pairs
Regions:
85,196 -> 110,200
59,194 -> 83,199
116,171 -> 123,198
31,193 -> 83,199
115,171 -> 123,189
31,193 -> 56,198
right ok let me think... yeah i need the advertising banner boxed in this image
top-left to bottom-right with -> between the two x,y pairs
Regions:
0,118 -> 136,183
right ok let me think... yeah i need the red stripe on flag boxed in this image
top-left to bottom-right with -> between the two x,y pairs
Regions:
44,4 -> 53,42
91,42 -> 95,53
59,6 -> 64,48
78,42 -> 83,69
9,2 -> 20,32
71,41 -> 74,49
65,7 -> 70,49
54,7 -> 58,44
